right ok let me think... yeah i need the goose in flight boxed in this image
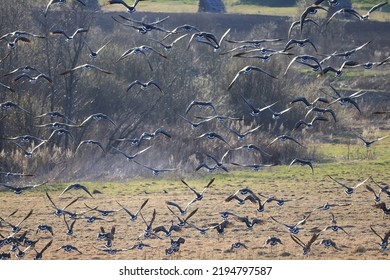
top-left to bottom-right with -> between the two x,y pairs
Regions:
355,134 -> 389,148
133,160 -> 176,176
223,123 -> 263,140
117,45 -> 167,71
290,96 -> 329,108
78,113 -> 117,127
82,38 -> 112,59
328,175 -> 369,196
10,140 -> 47,158
75,140 -> 105,154
116,199 -> 148,222
290,232 -> 320,255
35,111 -> 74,124
111,146 -> 151,161
268,135 -> 303,147
228,65 -> 277,90
1,101 -> 31,114
45,191 -> 81,217
230,162 -> 276,172
60,64 -> 112,75
187,29 -> 230,50
288,18 -> 319,38
271,212 -> 312,235
293,116 -> 329,131
12,73 -> 52,84
50,27 -> 88,41
59,183 -> 94,198
107,0 -> 143,13
370,225 -> 390,251
299,5 -> 328,33
33,240 -> 53,260
149,34 -> 188,52
194,132 -> 232,148
181,177 -> 215,205
1,36 -> 31,49
1,181 -> 48,195
289,158 -> 314,174
44,0 -> 86,17
239,94 -> 278,117
284,55 -> 323,76
185,100 -> 217,115
0,209 -> 33,233
127,80 -> 163,93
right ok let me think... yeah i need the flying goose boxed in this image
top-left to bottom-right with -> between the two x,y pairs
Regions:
230,162 -> 276,172
268,135 -> 303,147
299,5 -> 328,33
284,55 -> 323,75
194,132 -> 232,148
293,116 -> 329,131
0,209 -> 33,233
127,80 -> 163,93
153,221 -> 182,237
33,240 -> 53,260
78,113 -> 117,127
83,38 -> 112,59
116,198 -> 149,222
107,0 -> 142,13
44,0 -> 86,17
12,73 -> 52,84
370,225 -> 390,251
321,213 -> 350,235
2,134 -> 45,143
56,244 -> 82,254
223,123 -> 263,140
111,146 -> 151,162
59,183 -> 94,198
117,15 -> 171,33
228,65 -> 277,90
181,178 -> 215,204
60,64 -> 112,75
271,212 -> 312,235
1,101 -> 31,114
355,134 -> 389,148
10,140 -> 47,158
290,232 -> 320,255
50,27 -> 88,41
1,36 -> 31,49
290,96 -> 329,108
288,18 -> 320,38
239,94 -> 278,117
117,45 -> 167,71
328,175 -> 369,196
289,158 -> 314,174
35,111 -> 74,124
0,181 -> 48,195
149,34 -> 188,52
45,192 -> 81,217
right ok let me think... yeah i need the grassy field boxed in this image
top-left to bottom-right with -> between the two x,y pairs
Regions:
1,138 -> 389,260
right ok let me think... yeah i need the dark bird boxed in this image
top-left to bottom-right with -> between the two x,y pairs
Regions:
35,111 -> 74,124
47,128 -> 75,141
138,128 -> 171,144
361,2 -> 388,20
33,240 -> 53,260
97,226 -> 116,248
315,201 -> 351,211
1,36 -> 31,49
185,101 -> 217,115
167,207 -> 198,228
165,201 -> 192,216
283,38 -> 318,53
204,153 -> 230,172
288,18 -> 320,38
149,34 -> 188,52
230,162 -> 276,172
45,192 -> 81,217
63,215 -> 77,236
263,236 -> 283,248
34,122 -> 81,130
1,101 -> 31,114
181,178 -> 215,205
299,5 -> 328,33
329,40 -> 372,60
139,209 -> 158,239
107,0 -> 142,13
194,132 -> 232,148
228,65 -> 277,90
326,86 -> 366,113
12,73 -> 52,84
233,144 -> 271,157
0,209 -> 33,233
179,114 -> 214,129
223,123 -> 263,140
328,175 -> 369,196
322,213 -> 351,235
317,239 -> 342,251
50,27 -> 88,41
226,38 -> 283,47
268,135 -> 303,147
56,244 -> 82,254
230,241 -> 248,251
370,225 -> 390,251
116,198 -> 149,221
373,202 -> 390,216
84,203 -> 121,217
289,158 -> 314,174
325,8 -> 364,25
78,113 -> 117,127
60,64 -> 112,75
284,55 -> 323,75
117,15 -> 170,34
234,215 -> 265,230
239,94 -> 278,117
0,82 -> 14,92
0,181 -> 47,195
290,96 -> 329,108
59,183 -> 94,198
44,0 -> 86,17
258,193 -> 304,207
10,141 -> 47,158
355,134 -> 389,148
117,45 -> 167,71
75,140 -> 105,154
293,116 -> 329,131
304,107 -> 337,122
111,146 -> 151,161
36,224 -> 54,236
0,171 -> 33,177
0,30 -> 45,41
290,232 -> 320,255
83,38 -> 112,59
153,221 -> 181,237
127,80 -> 163,93
2,134 -> 45,144
187,29 -> 230,50
133,160 -> 177,176
271,213 -> 312,235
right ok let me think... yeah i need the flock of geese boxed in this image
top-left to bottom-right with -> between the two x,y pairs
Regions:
0,0 -> 390,260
